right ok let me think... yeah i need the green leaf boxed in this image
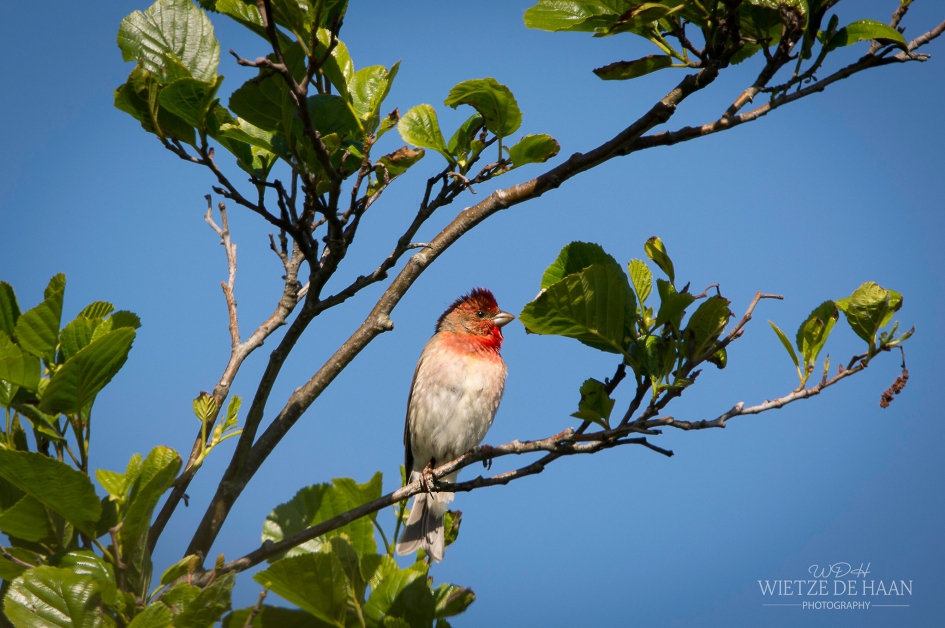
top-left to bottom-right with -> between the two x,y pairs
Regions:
0,495 -> 53,542
40,328 -> 136,415
508,134 -> 560,168
593,3 -> 679,37
159,75 -> 222,129
0,281 -> 21,337
109,310 -> 142,330
59,551 -> 119,608
59,318 -> 95,364
520,263 -> 637,356
683,295 -> 732,361
707,347 -> 727,369
397,104 -> 452,163
307,94 -> 364,141
539,241 -> 624,291
447,114 -> 484,162
593,54 -> 673,80
444,78 -> 522,139
643,237 -> 674,285
4,566 -> 106,628
222,606 -> 322,628
524,1 -> 620,33
254,553 -> 349,628
433,584 -> 476,619
769,320 -> 800,370
349,61 -> 400,134
159,555 -> 200,586
796,300 -> 838,375
835,282 -> 902,349
14,274 -> 65,364
215,0 -> 267,39
174,572 -> 235,628
628,260 -> 652,304
570,378 -> 615,428
0,552 -> 29,582
119,446 -> 183,598
0,334 -> 41,392
443,510 -> 461,548
126,602 -> 174,628
652,279 -> 694,329
117,0 -> 220,84
826,19 -> 908,52
376,147 -> 425,180
262,473 -> 382,560
363,565 -> 435,628
160,581 -> 201,615
115,66 -> 197,145
0,449 -> 101,537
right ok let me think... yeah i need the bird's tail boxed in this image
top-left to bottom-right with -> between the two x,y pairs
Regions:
396,476 -> 453,562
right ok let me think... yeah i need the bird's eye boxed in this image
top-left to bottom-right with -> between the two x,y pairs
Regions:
476,310 -> 485,318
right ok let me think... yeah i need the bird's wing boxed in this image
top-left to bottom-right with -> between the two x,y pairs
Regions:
403,350 -> 426,475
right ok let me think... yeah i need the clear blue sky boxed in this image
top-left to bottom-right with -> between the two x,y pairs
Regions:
1,1 -> 943,626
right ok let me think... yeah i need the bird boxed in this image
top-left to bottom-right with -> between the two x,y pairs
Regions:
396,288 -> 514,562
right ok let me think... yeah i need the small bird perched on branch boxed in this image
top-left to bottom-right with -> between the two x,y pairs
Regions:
396,288 -> 514,562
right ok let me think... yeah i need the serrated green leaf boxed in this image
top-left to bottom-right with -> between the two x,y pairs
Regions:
349,61 -> 400,134
0,449 -> 101,537
508,134 -> 560,168
643,237 -> 674,285
628,259 -> 652,304
521,263 -> 636,355
109,311 -> 142,330
14,274 -> 65,364
159,75 -> 222,129
222,606 -> 321,628
0,495 -> 53,542
117,0 -> 220,84
443,510 -> 461,548
40,328 -> 136,415
796,300 -> 838,377
826,19 -> 908,52
444,78 -> 522,139
836,282 -> 902,348
653,279 -> 694,330
262,472 -> 382,561
570,378 -> 615,428
594,54 -> 673,80
363,565 -> 435,628
159,555 -> 200,586
4,566 -> 106,628
375,146 -> 425,183
683,295 -> 732,361
120,446 -> 182,598
126,602 -> 173,628
0,282 -> 22,337
447,114 -> 484,162
59,551 -> 118,608
433,583 -> 476,619
0,334 -> 41,392
59,318 -> 95,363
524,0 -> 620,33
115,66 -> 197,145
540,241 -> 624,291
397,104 -> 452,163
254,553 -> 349,628
707,347 -> 727,369
174,572 -> 235,628
215,0 -> 267,39
160,581 -> 201,615
769,320 -> 800,371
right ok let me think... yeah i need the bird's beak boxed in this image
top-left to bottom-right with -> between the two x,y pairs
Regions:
493,311 -> 515,328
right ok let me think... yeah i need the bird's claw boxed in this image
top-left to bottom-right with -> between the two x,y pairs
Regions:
419,461 -> 437,494
479,444 -> 495,471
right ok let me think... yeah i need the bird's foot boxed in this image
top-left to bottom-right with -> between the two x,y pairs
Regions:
419,461 -> 437,494
479,444 -> 495,471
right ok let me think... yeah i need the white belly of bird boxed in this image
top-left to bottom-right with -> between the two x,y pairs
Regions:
408,350 -> 505,482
